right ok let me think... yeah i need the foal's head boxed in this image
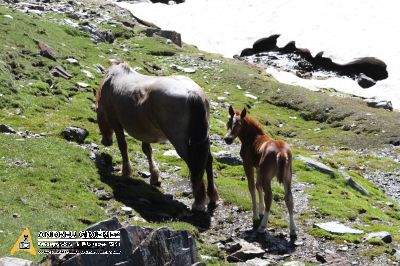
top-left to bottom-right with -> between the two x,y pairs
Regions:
224,105 -> 246,145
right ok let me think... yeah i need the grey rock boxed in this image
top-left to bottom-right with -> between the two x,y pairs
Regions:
62,126 -> 88,144
0,124 -> 16,134
365,231 -> 392,243
247,257 -> 273,265
138,170 -> 151,178
295,155 -> 335,177
357,73 -> 376,88
0,257 -> 32,266
50,66 -> 72,80
394,249 -> 400,261
366,99 -> 393,111
145,29 -> 182,47
314,221 -> 363,235
340,170 -> 370,196
213,151 -> 242,166
130,227 -> 199,266
38,42 -> 56,60
227,240 -> 264,262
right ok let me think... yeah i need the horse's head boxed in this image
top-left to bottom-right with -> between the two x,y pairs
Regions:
97,108 -> 114,147
224,105 -> 246,145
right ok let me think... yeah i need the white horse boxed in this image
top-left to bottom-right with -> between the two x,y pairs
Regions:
96,63 -> 218,211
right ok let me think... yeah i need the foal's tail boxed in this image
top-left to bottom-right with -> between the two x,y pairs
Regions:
276,151 -> 291,183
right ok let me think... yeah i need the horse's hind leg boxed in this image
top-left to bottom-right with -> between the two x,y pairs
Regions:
206,148 -> 218,208
256,169 -> 265,218
114,126 -> 132,176
142,143 -> 161,187
188,144 -> 207,212
284,175 -> 297,238
257,171 -> 273,233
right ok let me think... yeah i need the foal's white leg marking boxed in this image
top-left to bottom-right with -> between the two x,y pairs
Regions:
257,211 -> 270,233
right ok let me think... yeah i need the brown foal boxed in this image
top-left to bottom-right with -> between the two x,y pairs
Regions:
224,106 -> 296,237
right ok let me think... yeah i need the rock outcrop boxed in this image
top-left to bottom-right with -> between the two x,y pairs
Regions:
40,217 -> 199,266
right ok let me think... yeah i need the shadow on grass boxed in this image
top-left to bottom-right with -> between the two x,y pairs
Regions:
95,152 -> 212,230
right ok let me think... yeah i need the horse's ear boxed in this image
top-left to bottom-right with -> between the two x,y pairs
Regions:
241,108 -> 247,118
229,105 -> 235,116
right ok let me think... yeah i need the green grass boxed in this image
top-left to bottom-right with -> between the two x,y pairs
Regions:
0,6 -> 400,263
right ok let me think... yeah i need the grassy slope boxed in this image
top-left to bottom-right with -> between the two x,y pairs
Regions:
0,7 -> 399,263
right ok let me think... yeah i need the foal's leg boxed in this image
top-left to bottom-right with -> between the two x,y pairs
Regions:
284,178 -> 297,238
114,126 -> 132,176
257,172 -> 273,233
206,148 -> 218,207
244,163 -> 258,222
142,143 -> 161,187
256,168 -> 265,218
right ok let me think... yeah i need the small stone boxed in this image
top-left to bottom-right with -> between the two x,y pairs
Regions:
66,58 -> 79,65
81,70 -> 94,79
365,231 -> 392,243
385,202 -> 394,207
3,15 -> 14,19
38,42 -> 56,60
121,206 -> 133,214
244,93 -> 257,100
217,96 -> 226,102
138,170 -> 151,178
13,213 -> 20,218
76,82 -> 89,88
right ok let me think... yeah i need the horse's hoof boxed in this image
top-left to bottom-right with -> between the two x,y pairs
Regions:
252,218 -> 261,230
207,201 -> 218,211
290,233 -> 297,242
257,226 -> 266,234
150,181 -> 161,187
192,202 -> 206,212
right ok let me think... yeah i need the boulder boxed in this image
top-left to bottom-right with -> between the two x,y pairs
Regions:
252,34 -> 280,53
365,231 -> 392,243
130,227 -> 198,266
62,126 -> 89,144
295,155 -> 335,177
313,221 -> 363,235
366,100 -> 393,111
50,66 -> 72,80
279,41 -> 296,54
38,42 -> 57,60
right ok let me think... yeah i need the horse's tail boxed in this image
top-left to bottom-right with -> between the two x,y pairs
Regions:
187,92 -> 210,209
187,92 -> 209,171
276,151 -> 290,183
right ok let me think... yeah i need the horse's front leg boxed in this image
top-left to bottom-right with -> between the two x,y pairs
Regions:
243,162 -> 258,227
114,127 -> 132,176
142,143 -> 161,187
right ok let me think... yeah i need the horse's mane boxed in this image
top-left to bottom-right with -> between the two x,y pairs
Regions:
235,110 -> 265,134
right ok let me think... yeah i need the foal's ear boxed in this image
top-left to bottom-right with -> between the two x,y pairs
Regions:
229,105 -> 235,116
240,108 -> 247,118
